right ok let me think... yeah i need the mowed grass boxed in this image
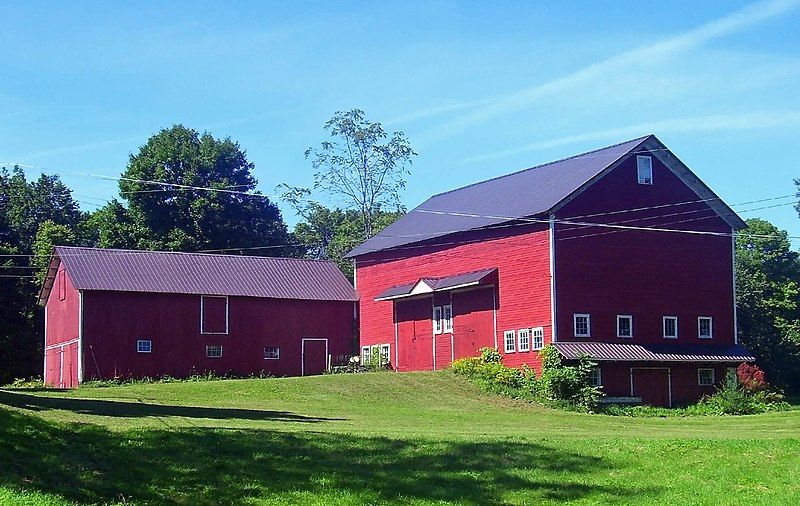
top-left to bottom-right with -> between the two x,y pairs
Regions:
1,372 -> 799,505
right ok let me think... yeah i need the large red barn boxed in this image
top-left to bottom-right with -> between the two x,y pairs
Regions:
40,247 -> 358,387
347,135 -> 755,406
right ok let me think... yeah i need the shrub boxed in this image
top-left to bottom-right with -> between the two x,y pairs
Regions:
479,347 -> 502,364
737,363 -> 767,393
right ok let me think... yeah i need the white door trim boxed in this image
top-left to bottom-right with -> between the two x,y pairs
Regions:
301,337 -> 329,376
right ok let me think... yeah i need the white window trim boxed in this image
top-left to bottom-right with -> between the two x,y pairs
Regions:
531,327 -> 545,350
517,328 -> 530,352
616,315 -> 633,338
698,368 -> 715,387
442,304 -> 453,333
698,316 -> 713,339
263,346 -> 280,360
573,313 -> 591,338
200,295 -> 230,335
589,367 -> 602,387
136,339 -> 152,354
662,316 -> 678,339
206,345 -> 223,358
361,346 -> 371,364
380,343 -> 391,364
433,306 -> 443,335
637,155 -> 653,185
504,330 -> 516,353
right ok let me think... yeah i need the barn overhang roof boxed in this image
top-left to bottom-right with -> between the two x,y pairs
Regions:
553,342 -> 755,363
374,268 -> 497,301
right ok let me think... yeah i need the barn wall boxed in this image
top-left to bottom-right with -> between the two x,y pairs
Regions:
554,151 -> 736,347
81,291 -> 355,380
356,224 -> 552,371
43,262 -> 81,388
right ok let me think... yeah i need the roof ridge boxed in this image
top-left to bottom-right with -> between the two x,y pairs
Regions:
425,134 -> 653,200
54,246 -> 336,265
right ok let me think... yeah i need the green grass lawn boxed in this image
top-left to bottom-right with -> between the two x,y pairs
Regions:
1,371 -> 799,505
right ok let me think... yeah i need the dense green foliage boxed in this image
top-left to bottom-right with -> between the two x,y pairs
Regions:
735,218 -> 800,392
452,346 -> 602,411
1,372 -> 800,504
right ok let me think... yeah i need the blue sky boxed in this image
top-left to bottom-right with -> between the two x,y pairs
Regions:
2,0 -> 799,241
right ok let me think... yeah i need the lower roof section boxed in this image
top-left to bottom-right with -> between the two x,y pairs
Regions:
553,342 -> 755,363
375,268 -> 498,301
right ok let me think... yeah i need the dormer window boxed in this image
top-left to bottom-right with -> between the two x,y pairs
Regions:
637,156 -> 653,185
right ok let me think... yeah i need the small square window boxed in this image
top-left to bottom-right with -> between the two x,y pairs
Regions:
698,368 -> 715,387
137,340 -> 152,353
206,345 -> 223,358
589,368 -> 602,387
663,316 -> 678,339
698,317 -> 713,339
504,330 -> 516,353
574,314 -> 590,337
518,329 -> 530,352
531,327 -> 544,350
263,346 -> 280,359
617,315 -> 633,338
432,306 -> 443,335
637,156 -> 653,185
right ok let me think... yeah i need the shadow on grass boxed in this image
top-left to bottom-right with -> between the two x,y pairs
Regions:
0,407 -> 659,505
0,390 -> 341,422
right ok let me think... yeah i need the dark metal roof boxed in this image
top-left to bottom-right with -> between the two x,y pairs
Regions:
347,136 -> 651,257
553,342 -> 755,363
40,246 -> 358,304
375,268 -> 497,301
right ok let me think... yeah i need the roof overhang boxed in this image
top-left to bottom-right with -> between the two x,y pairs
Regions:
375,268 -> 498,301
553,342 -> 755,363
37,251 -> 61,306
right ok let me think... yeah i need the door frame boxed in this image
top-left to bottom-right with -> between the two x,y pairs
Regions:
301,337 -> 329,376
630,366 -> 672,407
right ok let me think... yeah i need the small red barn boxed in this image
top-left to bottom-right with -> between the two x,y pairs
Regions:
347,135 -> 755,406
40,247 -> 358,387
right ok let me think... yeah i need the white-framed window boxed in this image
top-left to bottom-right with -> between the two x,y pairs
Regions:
637,155 -> 653,185
531,327 -> 544,350
136,339 -> 152,353
574,314 -> 590,337
380,344 -> 390,364
517,328 -> 530,352
589,368 -> 602,387
698,368 -> 715,387
206,345 -> 223,358
663,316 -> 678,339
361,346 -> 371,364
263,346 -> 280,359
698,317 -> 713,339
433,306 -> 443,335
616,315 -> 633,338
442,304 -> 453,333
504,330 -> 516,353
200,295 -> 229,335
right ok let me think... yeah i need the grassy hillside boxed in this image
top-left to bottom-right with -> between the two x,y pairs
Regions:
1,371 -> 799,504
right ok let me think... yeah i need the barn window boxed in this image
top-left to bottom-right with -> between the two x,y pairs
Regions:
361,346 -> 371,364
201,296 -> 229,334
637,156 -> 653,185
380,344 -> 391,364
58,270 -> 66,301
531,327 -> 544,350
442,304 -> 453,333
504,330 -> 516,353
136,340 -> 152,353
573,314 -> 590,337
517,328 -> 530,352
432,306 -> 443,335
698,317 -> 713,339
698,368 -> 715,387
589,368 -> 602,387
617,315 -> 633,338
206,345 -> 223,358
263,347 -> 280,359
663,316 -> 678,339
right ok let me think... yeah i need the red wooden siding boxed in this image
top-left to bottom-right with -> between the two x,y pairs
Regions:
44,263 -> 81,388
79,291 -> 354,380
357,224 -> 552,371
201,295 -> 228,334
554,151 -> 735,347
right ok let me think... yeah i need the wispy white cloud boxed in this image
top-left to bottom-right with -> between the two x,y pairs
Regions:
10,136 -> 143,162
463,110 -> 800,164
423,0 -> 800,140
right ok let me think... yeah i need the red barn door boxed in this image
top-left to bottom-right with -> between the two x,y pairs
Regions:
395,298 -> 434,371
302,338 -> 328,376
452,288 -> 495,360
632,368 -> 671,407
